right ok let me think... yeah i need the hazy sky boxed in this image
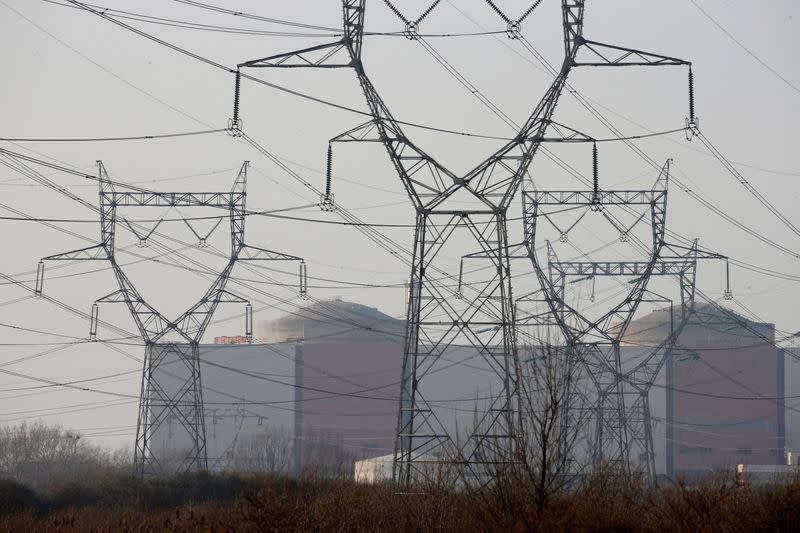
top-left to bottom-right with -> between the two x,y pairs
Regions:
1,0 -> 799,450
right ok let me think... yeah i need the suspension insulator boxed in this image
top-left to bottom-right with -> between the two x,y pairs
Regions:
233,69 -> 242,124
35,261 -> 44,296
724,260 -> 733,300
326,144 -> 333,199
688,67 -> 695,124
384,0 -> 409,25
90,303 -> 99,341
417,0 -> 442,24
299,261 -> 308,299
319,144 -> 335,212
245,303 -> 253,338
485,0 -> 510,23
518,0 -> 544,24
592,143 -> 598,192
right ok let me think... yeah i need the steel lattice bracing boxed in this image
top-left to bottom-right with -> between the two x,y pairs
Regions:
338,0 -> 592,488
523,164 -> 724,482
236,0 -> 584,486
40,162 -> 303,477
523,167 -> 666,476
339,0 -> 588,486
233,0 -> 692,487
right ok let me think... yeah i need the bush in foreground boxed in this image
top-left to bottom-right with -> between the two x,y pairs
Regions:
3,471 -> 800,531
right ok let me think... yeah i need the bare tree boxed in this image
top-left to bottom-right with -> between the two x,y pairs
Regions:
0,422 -> 129,490
515,337 -> 592,509
297,431 -> 356,480
478,329 -> 592,524
233,426 -> 293,475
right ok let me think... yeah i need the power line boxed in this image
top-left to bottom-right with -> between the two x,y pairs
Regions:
171,0 -> 342,33
687,0 -> 800,96
697,132 -> 800,240
0,127 -> 225,143
43,0 -> 341,37
56,0 -> 686,145
515,34 -> 800,262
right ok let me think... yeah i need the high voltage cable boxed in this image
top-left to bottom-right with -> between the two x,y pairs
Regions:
0,147 -> 165,195
515,34 -> 800,261
697,132 -> 800,239
56,0 -> 685,144
5,342 -> 800,411
480,28 -> 800,398
0,199 -> 583,296
7,143 -> 800,340
3,260 -> 788,418
399,35 -> 652,303
3,90 -> 796,292
7,2 -> 800,412
45,0 -> 799,245
0,128 -> 226,143
0,202 -> 581,227
172,0 -> 342,32
436,2 -> 800,264
60,0 -> 502,140
0,126 -> 686,145
7,146 -> 800,283
687,0 -> 800,96
46,0 -> 499,39
2,122 -> 449,312
0,366 -> 137,399
0,156 -> 427,344
43,0 -> 341,37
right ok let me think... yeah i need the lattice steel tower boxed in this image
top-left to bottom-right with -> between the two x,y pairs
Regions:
37,162 -> 303,477
522,162 -> 728,481
232,0 -> 695,485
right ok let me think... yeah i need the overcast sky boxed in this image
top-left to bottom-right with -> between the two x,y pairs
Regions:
0,0 -> 799,450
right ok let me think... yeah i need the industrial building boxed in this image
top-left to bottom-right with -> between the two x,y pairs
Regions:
623,304 -> 785,481
150,299 -> 788,481
258,299 -> 405,473
150,299 -> 404,475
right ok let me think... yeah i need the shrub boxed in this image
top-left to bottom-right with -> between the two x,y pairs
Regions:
0,478 -> 37,516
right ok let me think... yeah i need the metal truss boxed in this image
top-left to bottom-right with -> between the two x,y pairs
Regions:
522,164 -> 727,482
232,0 -> 693,487
38,162 -> 303,477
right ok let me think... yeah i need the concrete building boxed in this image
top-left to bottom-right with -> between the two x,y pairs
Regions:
623,304 -> 785,481
150,299 -> 405,475
150,298 -> 501,476
259,299 -> 405,473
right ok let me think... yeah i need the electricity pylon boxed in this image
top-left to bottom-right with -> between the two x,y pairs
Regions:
37,162 -> 304,477
232,0 -> 694,486
522,163 -> 729,481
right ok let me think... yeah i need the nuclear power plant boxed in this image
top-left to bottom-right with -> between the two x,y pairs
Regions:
139,298 -> 791,481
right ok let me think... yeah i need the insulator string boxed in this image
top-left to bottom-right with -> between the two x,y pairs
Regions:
592,141 -> 599,199
233,68 -> 242,124
325,144 -> 333,199
688,67 -> 695,123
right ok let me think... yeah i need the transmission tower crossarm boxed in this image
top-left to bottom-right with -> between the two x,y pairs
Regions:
330,120 -> 381,143
214,290 -> 250,304
107,191 -> 238,208
95,289 -> 127,303
530,189 -> 664,206
550,261 -> 691,278
238,244 -> 302,262
574,39 -> 690,67
539,120 -> 595,143
239,40 -> 353,69
42,244 -> 108,261
461,241 -> 529,260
